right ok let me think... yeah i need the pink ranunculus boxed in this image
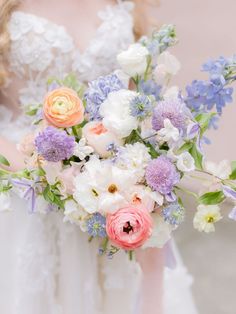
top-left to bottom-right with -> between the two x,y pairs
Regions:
106,205 -> 153,250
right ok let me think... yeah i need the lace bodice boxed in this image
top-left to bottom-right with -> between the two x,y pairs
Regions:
4,1 -> 134,107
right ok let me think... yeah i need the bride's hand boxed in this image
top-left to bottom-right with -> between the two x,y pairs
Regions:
0,136 -> 25,171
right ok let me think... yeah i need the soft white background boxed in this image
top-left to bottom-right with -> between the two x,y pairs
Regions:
155,1 -> 236,313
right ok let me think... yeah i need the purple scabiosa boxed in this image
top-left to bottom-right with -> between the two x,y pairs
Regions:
86,213 -> 107,238
152,100 -> 189,132
145,156 -> 180,195
162,203 -> 185,226
35,126 -> 75,162
85,74 -> 124,120
130,95 -> 152,120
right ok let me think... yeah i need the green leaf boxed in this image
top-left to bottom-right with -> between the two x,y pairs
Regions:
0,154 -> 10,167
177,142 -> 193,154
229,161 -> 236,180
189,143 -> 203,170
195,112 -> 216,136
199,191 -> 225,205
146,143 -> 159,158
43,185 -> 55,203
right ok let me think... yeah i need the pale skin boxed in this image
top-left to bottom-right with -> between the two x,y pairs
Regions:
0,1 -> 164,312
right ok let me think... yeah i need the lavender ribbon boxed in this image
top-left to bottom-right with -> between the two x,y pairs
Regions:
11,178 -> 36,212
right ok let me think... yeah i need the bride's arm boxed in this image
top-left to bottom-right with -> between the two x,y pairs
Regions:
136,248 -> 164,314
0,136 -> 25,171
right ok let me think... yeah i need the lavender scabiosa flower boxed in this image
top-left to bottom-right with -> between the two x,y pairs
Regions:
152,100 -> 189,132
85,74 -> 124,120
145,156 -> 180,195
130,95 -> 152,119
162,203 -> 185,226
35,127 -> 75,162
86,213 -> 107,238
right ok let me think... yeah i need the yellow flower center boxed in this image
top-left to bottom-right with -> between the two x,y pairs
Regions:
206,216 -> 215,223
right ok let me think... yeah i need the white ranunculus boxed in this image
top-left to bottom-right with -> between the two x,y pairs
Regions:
176,152 -> 195,172
82,121 -> 122,158
142,214 -> 173,249
99,89 -> 138,138
193,204 -> 222,233
157,119 -> 180,143
117,43 -> 149,77
157,51 -> 181,76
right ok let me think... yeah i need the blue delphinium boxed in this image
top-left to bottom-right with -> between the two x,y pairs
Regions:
130,95 -> 152,119
186,55 -> 236,114
162,203 -> 185,226
186,78 -> 233,114
86,213 -> 107,238
141,24 -> 177,56
85,74 -> 124,120
139,79 -> 162,101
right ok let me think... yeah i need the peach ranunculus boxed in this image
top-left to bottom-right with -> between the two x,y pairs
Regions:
43,87 -> 84,128
106,205 -> 153,250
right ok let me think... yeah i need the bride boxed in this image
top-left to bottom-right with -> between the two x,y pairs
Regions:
0,0 -> 198,313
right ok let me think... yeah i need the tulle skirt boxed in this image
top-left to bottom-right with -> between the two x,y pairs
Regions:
0,193 -> 198,314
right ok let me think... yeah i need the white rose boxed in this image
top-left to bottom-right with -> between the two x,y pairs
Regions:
82,121 -> 122,157
153,64 -> 169,85
157,51 -> 181,76
117,43 -> 149,77
176,152 -> 195,172
99,89 -> 138,138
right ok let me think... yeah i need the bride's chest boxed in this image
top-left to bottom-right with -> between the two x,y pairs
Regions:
6,3 -> 134,83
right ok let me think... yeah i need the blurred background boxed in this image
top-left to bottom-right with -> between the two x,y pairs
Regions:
155,0 -> 236,313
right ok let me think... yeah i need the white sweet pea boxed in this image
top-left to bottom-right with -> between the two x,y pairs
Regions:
176,152 -> 195,172
42,162 -> 62,185
157,119 -> 180,143
163,86 -> 180,101
100,90 -> 138,138
74,138 -> 94,160
0,192 -> 12,211
82,121 -> 123,157
204,160 -> 231,180
157,51 -> 181,76
142,214 -> 173,249
193,204 -> 222,233
117,43 -> 149,77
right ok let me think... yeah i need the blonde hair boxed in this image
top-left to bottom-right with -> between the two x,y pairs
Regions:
0,0 -> 159,86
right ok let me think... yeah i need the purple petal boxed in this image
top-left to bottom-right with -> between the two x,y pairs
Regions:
222,185 -> 236,200
187,123 -> 200,139
228,207 -> 236,221
165,192 -> 177,203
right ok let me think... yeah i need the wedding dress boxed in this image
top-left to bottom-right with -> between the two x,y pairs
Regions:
0,1 -> 198,313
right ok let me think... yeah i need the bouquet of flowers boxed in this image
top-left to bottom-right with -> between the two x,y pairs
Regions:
1,25 -> 236,258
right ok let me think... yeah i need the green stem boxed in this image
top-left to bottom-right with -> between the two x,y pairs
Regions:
175,185 -> 198,200
128,250 -> 134,261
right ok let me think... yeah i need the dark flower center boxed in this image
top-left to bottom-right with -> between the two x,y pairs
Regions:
123,221 -> 134,234
108,184 -> 118,193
